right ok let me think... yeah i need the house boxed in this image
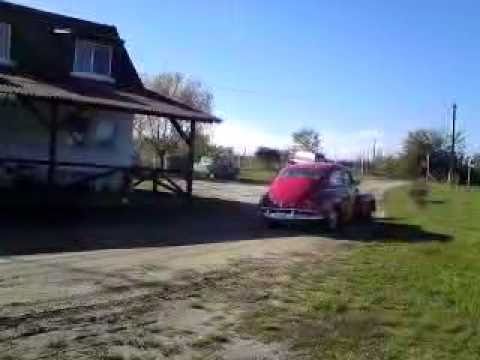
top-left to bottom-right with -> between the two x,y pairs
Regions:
0,1 -> 220,195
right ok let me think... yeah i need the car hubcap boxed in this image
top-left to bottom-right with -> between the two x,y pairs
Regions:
328,211 -> 338,230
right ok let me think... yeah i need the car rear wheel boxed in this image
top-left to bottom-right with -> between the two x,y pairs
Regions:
326,210 -> 340,231
265,219 -> 281,229
361,200 -> 375,220
363,207 -> 373,220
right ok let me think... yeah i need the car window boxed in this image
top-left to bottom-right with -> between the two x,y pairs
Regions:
329,170 -> 343,186
281,168 -> 326,180
342,171 -> 351,186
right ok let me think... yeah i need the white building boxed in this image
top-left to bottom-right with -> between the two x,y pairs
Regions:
0,2 -> 219,194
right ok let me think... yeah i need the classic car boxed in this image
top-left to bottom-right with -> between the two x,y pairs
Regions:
259,162 -> 375,230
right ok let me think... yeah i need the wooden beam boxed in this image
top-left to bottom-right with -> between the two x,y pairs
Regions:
67,169 -> 118,188
47,103 -> 59,187
21,95 -> 220,123
152,169 -> 158,193
186,119 -> 196,197
162,175 -> 185,194
0,158 -> 182,173
18,97 -> 51,130
169,117 -> 190,145
156,180 -> 179,194
132,177 -> 148,188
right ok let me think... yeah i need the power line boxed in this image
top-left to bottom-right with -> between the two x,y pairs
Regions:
211,84 -> 317,102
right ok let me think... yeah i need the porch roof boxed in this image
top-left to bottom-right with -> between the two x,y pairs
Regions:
0,74 -> 221,123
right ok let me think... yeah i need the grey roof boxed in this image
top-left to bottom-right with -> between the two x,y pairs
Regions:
0,74 -> 221,123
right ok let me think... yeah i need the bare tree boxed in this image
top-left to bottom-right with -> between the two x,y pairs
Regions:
134,72 -> 214,167
148,72 -> 213,113
134,115 -> 183,168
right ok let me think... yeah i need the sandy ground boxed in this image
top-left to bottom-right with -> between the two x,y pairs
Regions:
0,179 -> 404,360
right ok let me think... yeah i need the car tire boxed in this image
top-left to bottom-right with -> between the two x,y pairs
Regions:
362,201 -> 375,220
363,208 -> 373,220
266,219 -> 281,229
326,210 -> 341,231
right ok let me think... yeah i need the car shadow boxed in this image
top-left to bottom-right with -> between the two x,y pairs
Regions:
0,190 -> 451,256
426,200 -> 446,205
277,219 -> 452,243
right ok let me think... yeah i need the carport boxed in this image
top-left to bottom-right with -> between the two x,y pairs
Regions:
0,73 -> 221,198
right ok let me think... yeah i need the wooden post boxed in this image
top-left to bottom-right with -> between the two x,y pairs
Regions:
152,169 -> 158,193
468,165 -> 472,188
47,102 -> 58,188
467,157 -> 473,189
186,119 -> 196,198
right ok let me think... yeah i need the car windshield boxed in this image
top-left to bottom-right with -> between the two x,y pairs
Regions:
280,168 -> 326,180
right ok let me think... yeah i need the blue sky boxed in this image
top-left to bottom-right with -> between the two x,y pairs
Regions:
18,0 -> 480,158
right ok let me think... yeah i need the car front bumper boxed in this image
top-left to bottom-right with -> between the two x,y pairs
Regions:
260,207 -> 325,221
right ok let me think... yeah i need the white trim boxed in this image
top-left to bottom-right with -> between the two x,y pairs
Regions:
261,207 -> 325,221
0,22 -> 12,64
70,71 -> 116,83
0,58 -> 14,67
73,39 -> 113,79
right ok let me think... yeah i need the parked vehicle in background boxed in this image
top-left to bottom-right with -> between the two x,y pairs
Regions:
194,157 -> 214,178
288,151 -> 326,165
259,162 -> 375,230
194,155 -> 240,180
211,155 -> 240,180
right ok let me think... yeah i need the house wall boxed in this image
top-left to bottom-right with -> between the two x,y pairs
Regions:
0,100 -> 135,191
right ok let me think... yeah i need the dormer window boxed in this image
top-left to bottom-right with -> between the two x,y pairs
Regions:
0,22 -> 12,65
72,40 -> 113,82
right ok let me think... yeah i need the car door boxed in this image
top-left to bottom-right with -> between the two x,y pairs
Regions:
328,169 -> 349,216
341,170 -> 357,221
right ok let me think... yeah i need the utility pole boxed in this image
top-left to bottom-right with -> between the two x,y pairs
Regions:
449,103 -> 457,183
467,157 -> 473,188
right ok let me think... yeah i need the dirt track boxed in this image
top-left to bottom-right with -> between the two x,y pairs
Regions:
0,179 -> 404,359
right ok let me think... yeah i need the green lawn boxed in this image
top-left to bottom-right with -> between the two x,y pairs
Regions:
238,167 -> 278,184
243,184 -> 480,359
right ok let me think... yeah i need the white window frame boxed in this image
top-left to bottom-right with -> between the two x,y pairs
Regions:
0,22 -> 14,66
71,39 -> 114,83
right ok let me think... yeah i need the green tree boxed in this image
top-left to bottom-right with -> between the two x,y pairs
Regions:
255,147 -> 282,170
292,128 -> 321,153
401,129 -> 466,180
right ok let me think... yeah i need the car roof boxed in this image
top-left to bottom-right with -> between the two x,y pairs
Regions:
285,162 -> 346,172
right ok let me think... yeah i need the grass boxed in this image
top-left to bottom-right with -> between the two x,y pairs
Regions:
242,184 -> 480,359
238,167 -> 277,184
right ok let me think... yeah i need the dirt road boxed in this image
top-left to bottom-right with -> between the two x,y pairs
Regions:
0,179 -> 404,360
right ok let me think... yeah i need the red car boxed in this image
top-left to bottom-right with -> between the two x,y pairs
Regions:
259,163 -> 375,230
